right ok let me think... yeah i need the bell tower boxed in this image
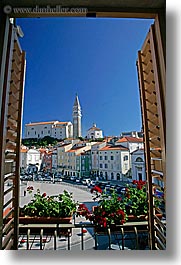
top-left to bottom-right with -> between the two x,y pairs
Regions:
72,94 -> 82,138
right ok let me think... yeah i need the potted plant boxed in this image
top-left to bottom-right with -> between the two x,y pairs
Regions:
122,180 -> 162,221
77,186 -> 126,233
21,189 -> 77,221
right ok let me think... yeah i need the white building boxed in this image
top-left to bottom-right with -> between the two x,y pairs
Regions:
131,149 -> 146,181
25,120 -> 73,140
120,131 -> 143,138
98,145 -> 130,181
87,123 -> 103,139
20,148 -> 42,173
115,136 -> 144,153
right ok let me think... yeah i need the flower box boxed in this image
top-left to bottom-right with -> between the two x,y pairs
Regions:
19,215 -> 72,236
19,189 -> 77,237
19,215 -> 72,224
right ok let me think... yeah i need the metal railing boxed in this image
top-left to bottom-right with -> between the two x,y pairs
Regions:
18,220 -> 150,250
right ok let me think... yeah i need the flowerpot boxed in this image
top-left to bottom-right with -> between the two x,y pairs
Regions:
19,216 -> 72,236
127,214 -> 147,222
127,212 -> 162,222
19,216 -> 72,224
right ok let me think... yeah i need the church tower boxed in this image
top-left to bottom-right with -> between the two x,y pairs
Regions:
73,94 -> 82,138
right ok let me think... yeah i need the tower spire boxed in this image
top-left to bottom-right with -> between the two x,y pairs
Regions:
72,94 -> 82,139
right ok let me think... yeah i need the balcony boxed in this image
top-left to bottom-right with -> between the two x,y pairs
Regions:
18,219 -> 151,250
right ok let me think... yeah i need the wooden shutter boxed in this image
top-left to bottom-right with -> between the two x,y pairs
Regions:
0,20 -> 25,250
137,22 -> 166,250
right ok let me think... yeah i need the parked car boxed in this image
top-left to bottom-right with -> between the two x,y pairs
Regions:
75,178 -> 81,183
44,176 -> 52,181
54,178 -> 62,183
90,180 -> 96,186
82,178 -> 91,185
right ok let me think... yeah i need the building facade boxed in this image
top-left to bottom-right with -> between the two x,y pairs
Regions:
25,120 -> 73,139
115,136 -> 144,153
131,149 -> 146,181
91,141 -> 107,177
98,145 -> 130,181
20,148 -> 42,173
86,123 -> 103,139
76,150 -> 92,178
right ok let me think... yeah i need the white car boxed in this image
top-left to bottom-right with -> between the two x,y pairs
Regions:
82,178 -> 91,185
55,178 -> 62,182
90,180 -> 96,186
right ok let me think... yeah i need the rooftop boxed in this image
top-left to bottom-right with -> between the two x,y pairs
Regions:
99,145 -> 129,151
116,136 -> 143,143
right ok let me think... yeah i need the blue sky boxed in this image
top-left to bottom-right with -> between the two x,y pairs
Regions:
17,17 -> 153,137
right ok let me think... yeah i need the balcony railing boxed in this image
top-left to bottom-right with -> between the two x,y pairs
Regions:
18,220 -> 150,250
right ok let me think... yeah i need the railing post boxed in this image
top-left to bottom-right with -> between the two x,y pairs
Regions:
134,227 -> 138,250
107,228 -> 111,250
40,229 -> 43,250
81,227 -> 84,250
54,229 -> 57,250
121,227 -> 124,250
94,231 -> 98,250
27,229 -> 30,250
67,229 -> 71,250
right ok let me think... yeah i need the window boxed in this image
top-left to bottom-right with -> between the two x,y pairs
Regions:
111,156 -> 114,160
136,157 -> 143,162
44,126 -> 47,129
105,156 -> 107,160
111,173 -> 114,180
123,155 -> 128,161
105,164 -> 108,169
100,156 -> 102,160
41,131 -> 43,134
100,164 -> 102,168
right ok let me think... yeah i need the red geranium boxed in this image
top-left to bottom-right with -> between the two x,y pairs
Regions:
78,189 -> 126,227
91,185 -> 102,194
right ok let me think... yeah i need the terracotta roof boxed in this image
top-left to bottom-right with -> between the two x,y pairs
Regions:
26,121 -> 59,126
116,137 -> 143,143
20,149 -> 28,153
99,145 -> 129,151
88,126 -> 101,131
